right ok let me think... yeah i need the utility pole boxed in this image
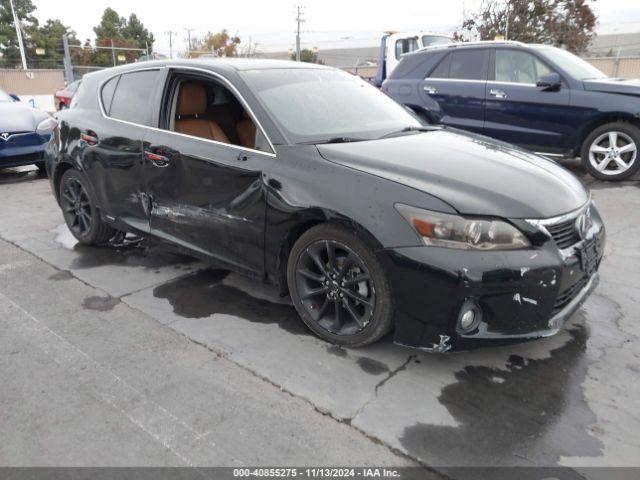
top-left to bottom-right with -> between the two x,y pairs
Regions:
62,34 -> 74,83
111,39 -> 116,66
8,0 -> 27,69
185,28 -> 195,58
294,5 -> 305,62
504,0 -> 510,40
165,31 -> 176,58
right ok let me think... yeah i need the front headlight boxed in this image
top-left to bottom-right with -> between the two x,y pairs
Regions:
36,116 -> 57,136
396,204 -> 531,250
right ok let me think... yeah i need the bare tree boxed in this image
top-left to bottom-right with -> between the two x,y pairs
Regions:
456,0 -> 597,53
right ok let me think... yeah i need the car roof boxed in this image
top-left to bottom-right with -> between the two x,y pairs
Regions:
91,58 -> 330,77
410,40 -> 538,56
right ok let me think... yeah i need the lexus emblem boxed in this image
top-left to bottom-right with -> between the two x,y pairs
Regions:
575,208 -> 592,239
0,133 -> 9,141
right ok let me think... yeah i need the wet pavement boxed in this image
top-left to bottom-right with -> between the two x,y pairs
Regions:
0,164 -> 639,471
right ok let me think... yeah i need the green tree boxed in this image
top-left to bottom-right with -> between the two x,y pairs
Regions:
93,7 -> 126,41
92,8 -> 154,64
190,30 -> 241,58
0,0 -> 38,67
121,13 -> 154,51
29,19 -> 80,68
290,48 -> 319,63
456,0 -> 596,53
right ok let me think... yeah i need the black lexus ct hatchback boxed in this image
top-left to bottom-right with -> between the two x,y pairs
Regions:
47,59 -> 605,352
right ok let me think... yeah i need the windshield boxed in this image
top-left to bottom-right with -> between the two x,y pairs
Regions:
421,35 -> 453,47
241,68 -> 421,144
536,46 -> 606,80
0,90 -> 13,102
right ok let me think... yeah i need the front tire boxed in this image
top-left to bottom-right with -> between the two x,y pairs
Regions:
287,224 -> 394,347
581,122 -> 640,181
59,169 -> 116,245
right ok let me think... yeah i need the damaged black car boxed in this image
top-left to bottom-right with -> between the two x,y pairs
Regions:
47,59 -> 605,352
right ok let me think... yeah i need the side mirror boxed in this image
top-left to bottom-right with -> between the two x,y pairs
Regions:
536,72 -> 561,91
9,93 -> 20,102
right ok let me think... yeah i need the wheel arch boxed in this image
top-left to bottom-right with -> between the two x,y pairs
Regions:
273,210 -> 384,296
53,161 -> 76,203
575,113 -> 640,156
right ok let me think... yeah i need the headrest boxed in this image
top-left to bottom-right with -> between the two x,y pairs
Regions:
177,82 -> 207,117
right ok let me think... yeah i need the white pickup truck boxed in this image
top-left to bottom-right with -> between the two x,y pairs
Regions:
372,31 -> 453,86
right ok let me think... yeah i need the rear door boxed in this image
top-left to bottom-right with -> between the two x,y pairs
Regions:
81,69 -> 163,233
484,48 -> 572,154
419,48 -> 490,134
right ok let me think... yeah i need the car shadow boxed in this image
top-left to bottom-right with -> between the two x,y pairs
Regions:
559,158 -> 639,190
0,166 -> 45,185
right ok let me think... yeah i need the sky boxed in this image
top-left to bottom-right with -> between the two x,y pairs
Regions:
31,0 -> 640,56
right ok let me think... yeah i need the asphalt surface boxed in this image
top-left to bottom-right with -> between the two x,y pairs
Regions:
0,163 -> 638,473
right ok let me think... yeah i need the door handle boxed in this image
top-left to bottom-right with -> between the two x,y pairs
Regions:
490,89 -> 507,99
144,149 -> 171,168
423,85 -> 438,95
81,130 -> 99,146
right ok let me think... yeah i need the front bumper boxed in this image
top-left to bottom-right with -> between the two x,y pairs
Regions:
0,132 -> 50,168
379,213 -> 605,352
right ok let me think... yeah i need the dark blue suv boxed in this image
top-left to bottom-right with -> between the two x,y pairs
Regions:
382,41 -> 640,181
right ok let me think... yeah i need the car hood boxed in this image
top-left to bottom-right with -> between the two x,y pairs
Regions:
0,102 -> 47,133
583,78 -> 640,96
317,129 -> 588,219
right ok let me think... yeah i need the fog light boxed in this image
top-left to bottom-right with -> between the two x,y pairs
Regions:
460,309 -> 476,330
457,301 -> 481,333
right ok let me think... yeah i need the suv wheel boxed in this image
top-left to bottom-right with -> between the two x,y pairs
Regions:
581,122 -> 640,181
287,224 -> 394,347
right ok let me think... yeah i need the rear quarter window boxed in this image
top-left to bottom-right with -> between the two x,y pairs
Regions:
108,70 -> 160,126
100,75 -> 120,115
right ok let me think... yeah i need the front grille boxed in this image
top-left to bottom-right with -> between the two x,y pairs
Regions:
0,132 -> 41,148
552,275 -> 589,315
546,219 -> 580,249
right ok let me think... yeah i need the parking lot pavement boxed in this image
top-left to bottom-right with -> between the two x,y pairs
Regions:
0,165 -> 639,470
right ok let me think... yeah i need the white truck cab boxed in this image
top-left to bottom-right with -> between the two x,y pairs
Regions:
373,31 -> 453,86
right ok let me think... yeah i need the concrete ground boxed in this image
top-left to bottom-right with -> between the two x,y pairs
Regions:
0,163 -> 638,473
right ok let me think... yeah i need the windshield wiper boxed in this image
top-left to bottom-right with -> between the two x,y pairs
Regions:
300,136 -> 366,145
377,126 -> 434,140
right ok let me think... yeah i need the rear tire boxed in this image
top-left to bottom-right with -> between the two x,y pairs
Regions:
36,162 -> 47,177
59,169 -> 116,245
287,224 -> 394,347
581,122 -> 640,181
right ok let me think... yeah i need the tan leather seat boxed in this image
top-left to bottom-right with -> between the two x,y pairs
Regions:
237,118 -> 257,149
175,83 -> 229,143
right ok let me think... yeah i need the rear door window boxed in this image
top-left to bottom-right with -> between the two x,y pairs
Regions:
109,70 -> 160,126
429,49 -> 489,80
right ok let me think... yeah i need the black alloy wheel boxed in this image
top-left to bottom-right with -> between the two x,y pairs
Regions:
59,169 -> 116,245
288,224 -> 393,347
61,177 -> 93,237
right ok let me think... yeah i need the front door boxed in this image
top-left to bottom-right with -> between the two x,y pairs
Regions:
484,48 -> 573,154
142,71 -> 274,276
